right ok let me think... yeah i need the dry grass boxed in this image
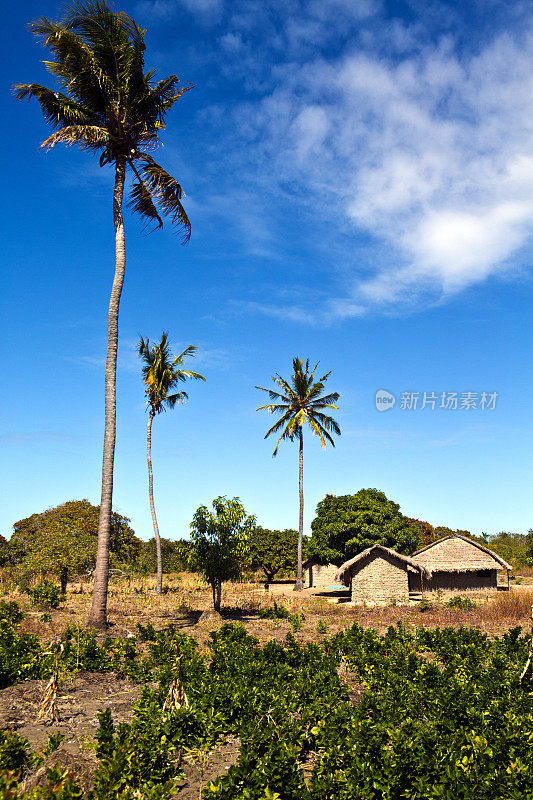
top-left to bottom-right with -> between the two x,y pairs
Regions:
3,573 -> 533,645
484,588 -> 533,620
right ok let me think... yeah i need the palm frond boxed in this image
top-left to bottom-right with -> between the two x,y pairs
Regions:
255,386 -> 289,403
128,167 -> 163,232
18,0 -> 192,241
13,83 -> 98,130
138,332 -> 205,414
256,356 -> 340,454
41,124 -> 108,151
137,155 -> 191,241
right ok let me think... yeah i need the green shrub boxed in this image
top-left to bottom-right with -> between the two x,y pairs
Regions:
447,594 -> 477,610
289,613 -> 304,631
0,601 -> 24,624
258,601 -> 290,620
29,581 -> 64,609
0,731 -> 33,773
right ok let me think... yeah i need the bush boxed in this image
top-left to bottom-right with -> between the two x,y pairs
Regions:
29,581 -> 64,609
258,601 -> 290,620
447,595 -> 477,610
0,601 -> 24,624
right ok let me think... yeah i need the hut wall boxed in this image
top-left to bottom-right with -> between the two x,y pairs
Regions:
426,569 -> 497,592
306,563 -> 339,588
413,537 -> 500,571
351,553 -> 409,604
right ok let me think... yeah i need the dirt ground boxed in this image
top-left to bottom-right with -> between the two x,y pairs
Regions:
13,572 -> 533,648
1,670 -> 240,796
2,573 -> 533,797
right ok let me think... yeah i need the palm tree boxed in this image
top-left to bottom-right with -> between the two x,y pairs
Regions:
256,358 -> 340,591
138,332 -> 205,595
15,1 -> 192,629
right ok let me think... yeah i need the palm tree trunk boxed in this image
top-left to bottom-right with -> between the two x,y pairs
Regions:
294,428 -> 304,591
147,410 -> 163,594
88,156 -> 126,630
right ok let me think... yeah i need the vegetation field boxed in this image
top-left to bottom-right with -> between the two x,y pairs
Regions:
1,576 -> 533,799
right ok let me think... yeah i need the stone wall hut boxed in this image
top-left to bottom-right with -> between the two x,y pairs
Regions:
410,534 -> 512,592
302,560 -> 341,589
335,545 -> 431,604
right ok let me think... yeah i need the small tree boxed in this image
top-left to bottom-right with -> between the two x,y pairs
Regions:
308,489 -> 420,565
10,500 -> 138,591
248,526 -> 298,582
189,497 -> 255,612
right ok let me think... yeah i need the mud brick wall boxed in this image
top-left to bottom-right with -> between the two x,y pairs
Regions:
305,563 -> 340,588
351,552 -> 409,604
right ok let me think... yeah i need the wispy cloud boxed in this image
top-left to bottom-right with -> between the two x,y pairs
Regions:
136,0 -> 533,321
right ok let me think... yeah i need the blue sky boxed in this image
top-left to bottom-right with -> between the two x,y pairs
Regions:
2,0 -> 533,542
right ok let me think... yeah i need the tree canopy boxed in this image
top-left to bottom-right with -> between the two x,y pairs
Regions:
135,538 -> 190,575
307,489 -> 421,565
248,526 -> 299,582
407,518 -> 436,547
189,496 -> 256,611
7,500 -> 140,590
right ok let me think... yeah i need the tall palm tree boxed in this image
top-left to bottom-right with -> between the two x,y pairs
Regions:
15,1 -> 192,629
138,332 -> 205,595
256,358 -> 340,591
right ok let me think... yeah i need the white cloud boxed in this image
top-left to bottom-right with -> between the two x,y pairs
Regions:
227,24 -> 533,316
155,0 -> 533,319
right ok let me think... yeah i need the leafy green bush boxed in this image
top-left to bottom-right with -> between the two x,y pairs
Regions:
258,601 -> 290,619
0,731 -> 33,772
447,594 -> 477,610
289,612 -> 304,631
0,613 -> 43,689
29,581 -> 64,609
0,600 -> 24,624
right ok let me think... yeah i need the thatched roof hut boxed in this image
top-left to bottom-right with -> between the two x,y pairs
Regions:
335,545 -> 431,604
411,534 -> 511,592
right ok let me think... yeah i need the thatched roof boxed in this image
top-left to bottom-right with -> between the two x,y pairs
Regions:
411,534 -> 512,572
335,544 -> 432,584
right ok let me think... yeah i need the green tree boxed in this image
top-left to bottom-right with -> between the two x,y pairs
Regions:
138,332 -> 205,595
407,518 -> 436,547
434,526 -> 472,539
10,499 -> 139,591
487,531 -> 533,569
189,497 -> 256,612
135,538 -> 190,575
527,529 -> 533,562
256,358 -> 340,591
248,526 -> 298,582
308,489 -> 420,565
16,1 -> 192,630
